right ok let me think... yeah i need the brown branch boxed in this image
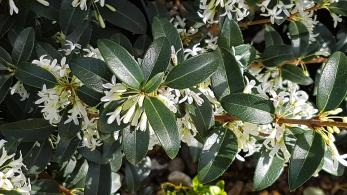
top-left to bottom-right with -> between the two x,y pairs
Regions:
59,185 -> 72,195
239,3 -> 321,28
215,114 -> 347,129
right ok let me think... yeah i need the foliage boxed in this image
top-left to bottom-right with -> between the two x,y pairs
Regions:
0,0 -> 347,194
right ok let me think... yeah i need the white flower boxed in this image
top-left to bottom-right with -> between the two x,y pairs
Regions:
331,13 -> 342,28
60,40 -> 81,56
178,88 -> 204,106
184,43 -> 205,59
36,0 -> 49,6
10,81 -> 30,101
80,119 -> 102,150
0,139 -> 31,194
8,0 -> 19,15
72,0 -> 88,10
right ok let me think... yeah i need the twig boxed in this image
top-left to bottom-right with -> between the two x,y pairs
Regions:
215,114 -> 347,129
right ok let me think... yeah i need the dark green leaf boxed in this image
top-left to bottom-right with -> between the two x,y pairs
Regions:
198,126 -> 238,183
211,48 -> 244,100
221,93 -> 275,124
288,131 -> 325,190
282,64 -> 313,85
165,52 -> 219,89
330,1 -> 347,16
218,18 -> 243,49
289,21 -> 310,57
123,126 -> 149,165
262,45 -> 294,67
23,140 -> 53,174
316,51 -> 347,111
100,0 -> 147,34
0,74 -> 12,104
35,42 -> 62,60
98,101 -> 126,133
144,97 -> 180,159
141,37 -> 171,81
70,57 -> 112,92
0,118 -> 54,142
253,151 -> 285,191
12,27 -> 35,65
76,85 -> 103,107
110,33 -> 133,53
125,158 -> 151,192
0,47 -> 12,69
15,62 -> 57,89
85,162 -> 112,195
234,44 -> 256,67
322,148 -> 344,176
134,35 -> 152,57
97,39 -> 144,89
265,25 -> 283,47
189,91 -> 214,140
59,0 -> 88,34
152,17 -> 184,64
143,72 -> 164,93
30,179 -> 60,194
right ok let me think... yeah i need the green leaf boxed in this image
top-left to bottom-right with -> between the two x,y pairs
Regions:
12,27 -> 35,65
97,39 -> 144,89
265,25 -> 283,47
281,64 -> 313,86
289,21 -> 310,57
76,85 -> 103,107
198,126 -> 238,183
0,74 -> 12,104
330,0 -> 347,16
253,151 -> 285,191
152,17 -> 184,64
100,0 -> 147,34
262,45 -> 294,67
234,44 -> 256,67
98,101 -> 126,133
141,37 -> 171,81
23,140 -> 53,175
317,51 -> 347,111
122,126 -> 149,165
15,62 -> 57,89
30,179 -> 60,194
144,97 -> 180,159
211,48 -> 244,100
189,90 -> 214,140
143,72 -> 164,93
59,0 -> 88,34
0,118 -> 54,142
70,57 -> 112,92
124,158 -> 151,192
165,52 -> 219,89
0,47 -> 12,69
288,131 -> 325,190
110,33 -> 133,53
85,162 -> 112,195
35,42 -> 63,60
218,18 -> 243,49
221,93 -> 275,124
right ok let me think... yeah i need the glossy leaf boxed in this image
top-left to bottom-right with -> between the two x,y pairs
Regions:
143,72 -> 164,93
23,140 -> 53,175
76,85 -> 103,107
253,151 -> 285,191
289,21 -> 310,57
0,47 -> 12,69
322,149 -> 344,176
70,57 -> 112,92
330,1 -> 347,16
97,39 -> 144,89
0,119 -> 53,142
316,51 -> 347,111
125,158 -> 151,192
59,0 -> 88,34
221,93 -> 275,124
262,45 -> 294,67
12,27 -> 35,65
15,62 -> 57,89
218,18 -> 243,49
152,17 -> 184,64
122,126 -> 149,165
165,52 -> 219,89
265,25 -> 283,47
211,48 -> 244,100
141,37 -> 171,81
100,0 -> 147,34
281,64 -> 313,86
198,126 -> 238,183
288,131 -> 325,190
84,162 -> 112,195
0,74 -> 13,104
144,97 -> 180,159
234,44 -> 256,67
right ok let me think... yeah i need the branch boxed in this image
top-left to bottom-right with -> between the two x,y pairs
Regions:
239,3 -> 321,28
215,114 -> 347,129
